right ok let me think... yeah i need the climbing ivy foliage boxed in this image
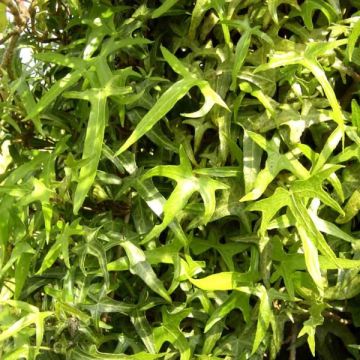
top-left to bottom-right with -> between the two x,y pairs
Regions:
1,0 -> 360,359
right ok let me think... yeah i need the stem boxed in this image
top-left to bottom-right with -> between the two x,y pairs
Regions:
1,31 -> 19,79
0,0 -> 26,80
0,29 -> 17,45
288,323 -> 297,360
0,0 -> 25,28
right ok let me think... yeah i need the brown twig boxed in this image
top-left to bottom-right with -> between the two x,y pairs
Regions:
0,29 -> 18,45
1,31 -> 20,79
288,323 -> 298,360
323,310 -> 351,325
0,0 -> 25,26
0,0 -> 27,80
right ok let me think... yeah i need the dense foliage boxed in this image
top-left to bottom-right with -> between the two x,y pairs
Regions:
1,0 -> 360,359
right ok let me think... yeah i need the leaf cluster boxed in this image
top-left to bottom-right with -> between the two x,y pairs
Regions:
1,0 -> 360,359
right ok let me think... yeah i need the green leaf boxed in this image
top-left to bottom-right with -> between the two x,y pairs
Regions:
348,19 -> 360,61
116,46 -> 227,154
190,271 -> 257,291
4,153 -> 48,186
14,252 -> 32,299
151,0 -> 180,18
120,239 -> 172,302
205,292 -> 251,332
246,187 -> 290,236
37,220 -> 83,274
17,78 -> 43,134
252,286 -> 272,354
298,303 -> 325,356
193,166 -> 241,177
351,99 -> 360,132
79,236 -> 110,287
188,0 -> 212,40
80,296 -> 135,315
231,29 -> 252,90
2,345 -> 30,360
240,131 -> 308,201
71,345 -> 166,359
336,189 -> 360,224
242,131 -> 263,194
325,270 -> 360,300
141,146 -> 228,242
305,201 -> 355,243
302,59 -> 345,130
267,0 -> 300,23
256,52 -> 345,129
193,82 -> 229,115
153,307 -> 192,360
0,241 -> 35,279
25,70 -> 83,120
289,194 -> 338,288
161,46 -> 193,78
35,52 -> 87,70
300,0 -> 338,30
62,88 -> 110,214
116,78 -> 199,154
297,225 -> 324,294
0,310 -> 52,348
291,165 -> 344,216
131,310 -> 156,353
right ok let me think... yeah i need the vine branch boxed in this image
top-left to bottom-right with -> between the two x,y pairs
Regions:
0,0 -> 27,80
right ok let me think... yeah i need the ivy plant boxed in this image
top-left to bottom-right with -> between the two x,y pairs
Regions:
1,0 -> 360,359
